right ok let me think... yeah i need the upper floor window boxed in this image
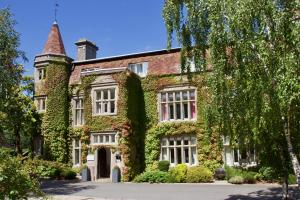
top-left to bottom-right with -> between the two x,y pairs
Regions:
92,87 -> 117,116
128,62 -> 148,77
37,97 -> 46,112
160,88 -> 196,121
38,68 -> 46,80
74,98 -> 84,126
161,135 -> 197,166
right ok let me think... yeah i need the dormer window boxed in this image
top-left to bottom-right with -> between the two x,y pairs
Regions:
128,62 -> 148,77
38,68 -> 46,80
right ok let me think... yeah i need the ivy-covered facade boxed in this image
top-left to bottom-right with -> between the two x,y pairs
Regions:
34,22 -> 254,182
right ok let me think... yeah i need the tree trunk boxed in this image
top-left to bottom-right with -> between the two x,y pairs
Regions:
14,127 -> 21,155
285,106 -> 300,187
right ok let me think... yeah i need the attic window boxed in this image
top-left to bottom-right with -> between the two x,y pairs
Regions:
128,62 -> 148,77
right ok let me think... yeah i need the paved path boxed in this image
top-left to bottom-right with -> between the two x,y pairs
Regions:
40,180 -> 300,200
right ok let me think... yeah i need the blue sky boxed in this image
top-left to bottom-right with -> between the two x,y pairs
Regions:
0,0 -> 177,76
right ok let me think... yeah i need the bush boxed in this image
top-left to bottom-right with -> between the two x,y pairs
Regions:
61,169 -> 77,180
228,176 -> 244,184
288,174 -> 297,185
134,170 -> 171,183
186,166 -> 213,183
259,167 -> 278,182
214,168 -> 226,180
242,171 -> 257,184
0,149 -> 42,199
169,164 -> 188,183
158,160 -> 170,172
225,166 -> 243,180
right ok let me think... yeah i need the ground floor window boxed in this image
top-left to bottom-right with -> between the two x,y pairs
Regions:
160,135 -> 197,166
73,139 -> 81,166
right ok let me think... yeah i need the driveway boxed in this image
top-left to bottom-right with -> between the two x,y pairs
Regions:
40,180 -> 300,200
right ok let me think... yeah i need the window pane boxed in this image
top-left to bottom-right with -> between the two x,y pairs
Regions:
191,137 -> 196,145
184,148 -> 189,163
75,110 -> 81,125
162,148 -> 167,160
234,149 -> 239,162
170,148 -> 175,163
96,102 -> 101,114
137,64 -> 143,74
175,92 -> 180,101
96,91 -> 101,100
177,148 -> 182,164
94,135 -> 98,143
161,103 -> 167,121
169,104 -> 174,119
176,103 -> 181,119
184,138 -> 189,145
190,101 -> 196,119
168,93 -> 174,102
190,90 -> 195,100
161,139 -> 167,146
110,101 -> 115,113
75,149 -> 80,165
103,90 -> 108,99
110,89 -> 115,99
161,93 -> 167,102
104,102 -> 108,112
183,103 -> 188,119
191,147 -> 196,164
169,139 -> 174,146
176,139 -> 181,145
75,139 -> 80,147
111,134 -> 115,143
105,135 -> 110,143
183,91 -> 188,100
100,135 -> 104,143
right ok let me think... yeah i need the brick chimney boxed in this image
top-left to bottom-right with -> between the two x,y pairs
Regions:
75,39 -> 98,61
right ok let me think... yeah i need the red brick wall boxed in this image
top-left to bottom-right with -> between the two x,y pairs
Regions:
70,51 -> 181,85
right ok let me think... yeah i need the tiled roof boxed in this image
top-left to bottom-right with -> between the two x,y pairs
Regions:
43,21 -> 66,55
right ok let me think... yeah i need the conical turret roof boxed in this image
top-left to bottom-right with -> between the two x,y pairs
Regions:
43,21 -> 66,55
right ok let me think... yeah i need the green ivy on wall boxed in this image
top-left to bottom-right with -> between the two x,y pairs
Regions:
41,61 -> 71,163
142,73 -> 223,172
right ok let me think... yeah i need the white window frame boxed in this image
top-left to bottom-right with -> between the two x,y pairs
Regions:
160,135 -> 197,166
73,97 -> 84,126
37,67 -> 46,80
91,132 -> 118,145
36,97 -> 47,112
128,62 -> 148,77
73,139 -> 81,166
158,87 -> 197,122
91,86 -> 118,116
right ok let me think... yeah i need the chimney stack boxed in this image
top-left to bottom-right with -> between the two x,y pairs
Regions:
75,39 -> 98,61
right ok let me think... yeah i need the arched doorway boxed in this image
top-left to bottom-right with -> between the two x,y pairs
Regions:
97,148 -> 111,178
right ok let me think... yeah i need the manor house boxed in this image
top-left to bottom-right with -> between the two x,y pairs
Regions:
34,21 -> 256,181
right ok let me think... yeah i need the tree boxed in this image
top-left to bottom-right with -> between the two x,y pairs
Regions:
0,8 -> 40,154
163,0 -> 300,197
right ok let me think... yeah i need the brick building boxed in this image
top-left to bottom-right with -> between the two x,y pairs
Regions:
34,22 -> 256,181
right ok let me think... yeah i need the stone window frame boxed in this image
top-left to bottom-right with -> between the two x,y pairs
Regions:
72,96 -> 84,127
73,138 -> 81,166
37,67 -> 47,81
36,96 -> 47,113
158,86 -> 197,122
160,135 -> 198,167
91,85 -> 118,116
128,62 -> 148,77
91,132 -> 118,145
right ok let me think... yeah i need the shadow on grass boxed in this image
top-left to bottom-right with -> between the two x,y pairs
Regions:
40,179 -> 97,195
225,186 -> 300,200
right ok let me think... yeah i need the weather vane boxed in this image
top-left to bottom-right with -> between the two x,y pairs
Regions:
54,1 -> 59,22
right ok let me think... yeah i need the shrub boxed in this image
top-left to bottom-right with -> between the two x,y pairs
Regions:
61,169 -> 77,180
259,167 -> 278,182
214,168 -> 226,180
169,164 -> 188,183
186,166 -> 213,183
242,171 -> 257,184
0,149 -> 42,199
158,160 -> 170,172
288,174 -> 297,185
225,166 -> 243,180
228,176 -> 244,184
134,170 -> 171,183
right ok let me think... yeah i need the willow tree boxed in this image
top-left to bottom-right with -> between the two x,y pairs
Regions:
163,0 -> 300,190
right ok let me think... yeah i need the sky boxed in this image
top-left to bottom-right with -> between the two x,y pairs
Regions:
0,0 -> 178,76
